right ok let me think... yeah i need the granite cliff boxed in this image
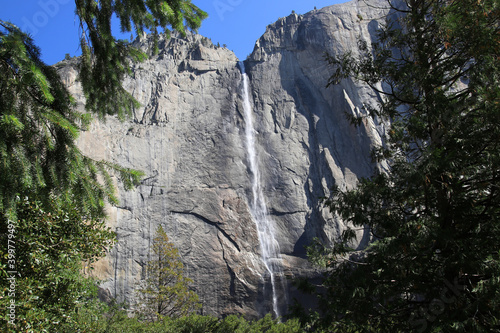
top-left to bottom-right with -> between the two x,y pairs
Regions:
58,0 -> 390,318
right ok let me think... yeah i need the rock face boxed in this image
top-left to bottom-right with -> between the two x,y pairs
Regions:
61,0 -> 390,318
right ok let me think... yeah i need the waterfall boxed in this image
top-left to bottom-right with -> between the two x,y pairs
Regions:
238,61 -> 285,318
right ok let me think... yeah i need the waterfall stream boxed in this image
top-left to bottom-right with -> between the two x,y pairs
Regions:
239,62 -> 284,318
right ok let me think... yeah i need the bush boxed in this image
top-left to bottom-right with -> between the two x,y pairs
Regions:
63,305 -> 303,332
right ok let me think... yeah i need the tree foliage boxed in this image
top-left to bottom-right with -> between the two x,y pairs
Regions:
137,226 -> 201,321
76,0 -> 207,118
306,0 -> 500,331
1,0 -> 207,330
0,19 -> 141,332
0,20 -> 143,221
0,197 -> 114,330
63,310 -> 302,332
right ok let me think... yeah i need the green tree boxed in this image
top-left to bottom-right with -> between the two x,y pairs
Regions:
137,226 -> 201,322
0,20 -> 142,221
0,197 -> 113,330
1,1 -> 206,330
0,22 -> 139,331
1,0 -> 208,215
305,0 -> 500,331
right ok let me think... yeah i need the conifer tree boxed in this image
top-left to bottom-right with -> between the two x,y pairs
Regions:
0,20 -> 139,331
0,21 -> 142,220
1,1 -> 206,330
137,226 -> 200,322
305,0 -> 500,331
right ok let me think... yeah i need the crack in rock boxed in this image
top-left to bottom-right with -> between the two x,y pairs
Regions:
171,210 -> 241,252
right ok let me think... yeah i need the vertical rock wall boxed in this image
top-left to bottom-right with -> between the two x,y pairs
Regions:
245,0 -> 389,258
61,0 -> 390,318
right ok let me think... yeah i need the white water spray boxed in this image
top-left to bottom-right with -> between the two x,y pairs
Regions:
239,61 -> 284,318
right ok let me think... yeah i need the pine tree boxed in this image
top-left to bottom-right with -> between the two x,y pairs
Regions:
305,0 -> 500,331
0,21 -> 143,220
1,1 -> 207,330
137,226 -> 200,322
0,19 -> 142,332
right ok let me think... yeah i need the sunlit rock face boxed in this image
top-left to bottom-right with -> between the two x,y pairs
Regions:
59,0 -> 389,318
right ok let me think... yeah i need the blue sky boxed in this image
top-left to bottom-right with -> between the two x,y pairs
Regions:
3,0 -> 343,64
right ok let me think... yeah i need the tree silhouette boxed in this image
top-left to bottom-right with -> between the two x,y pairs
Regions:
305,0 -> 500,331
